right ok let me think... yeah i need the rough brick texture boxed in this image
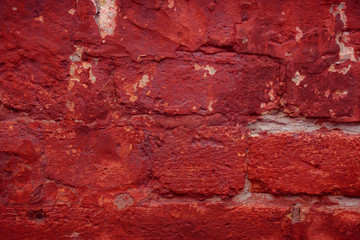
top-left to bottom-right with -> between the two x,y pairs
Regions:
1,0 -> 360,239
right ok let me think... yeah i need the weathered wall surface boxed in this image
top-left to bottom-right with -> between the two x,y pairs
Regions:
1,0 -> 360,239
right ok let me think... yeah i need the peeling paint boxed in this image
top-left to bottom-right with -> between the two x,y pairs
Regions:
194,64 -> 216,77
68,46 -> 97,89
329,2 -> 359,75
335,34 -> 357,63
291,71 -> 305,86
331,2 -> 347,28
69,46 -> 84,63
91,0 -> 118,39
328,64 -> 351,75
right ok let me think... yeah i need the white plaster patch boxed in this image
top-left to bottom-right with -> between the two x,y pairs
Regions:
194,64 -> 216,77
91,0 -> 118,39
295,27 -> 303,41
114,193 -> 134,210
291,71 -> 305,86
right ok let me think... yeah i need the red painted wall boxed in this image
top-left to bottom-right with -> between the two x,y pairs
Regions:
1,0 -> 360,239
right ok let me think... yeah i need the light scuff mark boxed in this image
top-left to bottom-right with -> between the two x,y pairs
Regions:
114,193 -> 134,210
91,0 -> 118,39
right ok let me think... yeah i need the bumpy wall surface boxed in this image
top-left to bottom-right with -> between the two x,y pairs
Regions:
1,0 -> 360,239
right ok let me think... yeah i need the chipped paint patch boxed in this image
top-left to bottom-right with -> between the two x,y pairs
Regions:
207,100 -> 216,112
291,71 -> 305,86
331,2 -> 347,27
68,46 -> 97,90
332,90 -> 348,100
138,74 -> 150,88
194,64 -> 216,78
68,9 -> 76,15
89,69 -> 96,83
167,0 -> 175,9
132,74 -> 152,91
335,34 -> 357,63
328,3 -> 359,75
91,0 -> 118,39
328,63 -> 351,75
34,16 -> 44,23
69,46 -> 84,63
295,27 -> 303,41
114,193 -> 134,210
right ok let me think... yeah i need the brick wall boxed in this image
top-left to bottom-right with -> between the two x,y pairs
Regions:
1,0 -> 360,239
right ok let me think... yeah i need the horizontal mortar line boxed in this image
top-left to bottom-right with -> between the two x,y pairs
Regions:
2,113 -> 360,134
248,113 -> 360,135
134,192 -> 360,208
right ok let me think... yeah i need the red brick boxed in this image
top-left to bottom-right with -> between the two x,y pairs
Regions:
114,52 -> 281,116
0,121 -> 45,204
233,1 -> 335,58
0,0 -> 115,121
0,205 -> 111,240
298,206 -> 360,240
117,202 -> 293,239
44,125 -> 149,190
283,2 -> 360,122
150,126 -> 247,197
248,131 -> 360,196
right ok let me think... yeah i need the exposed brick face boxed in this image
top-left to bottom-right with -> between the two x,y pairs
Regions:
1,0 -> 360,239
